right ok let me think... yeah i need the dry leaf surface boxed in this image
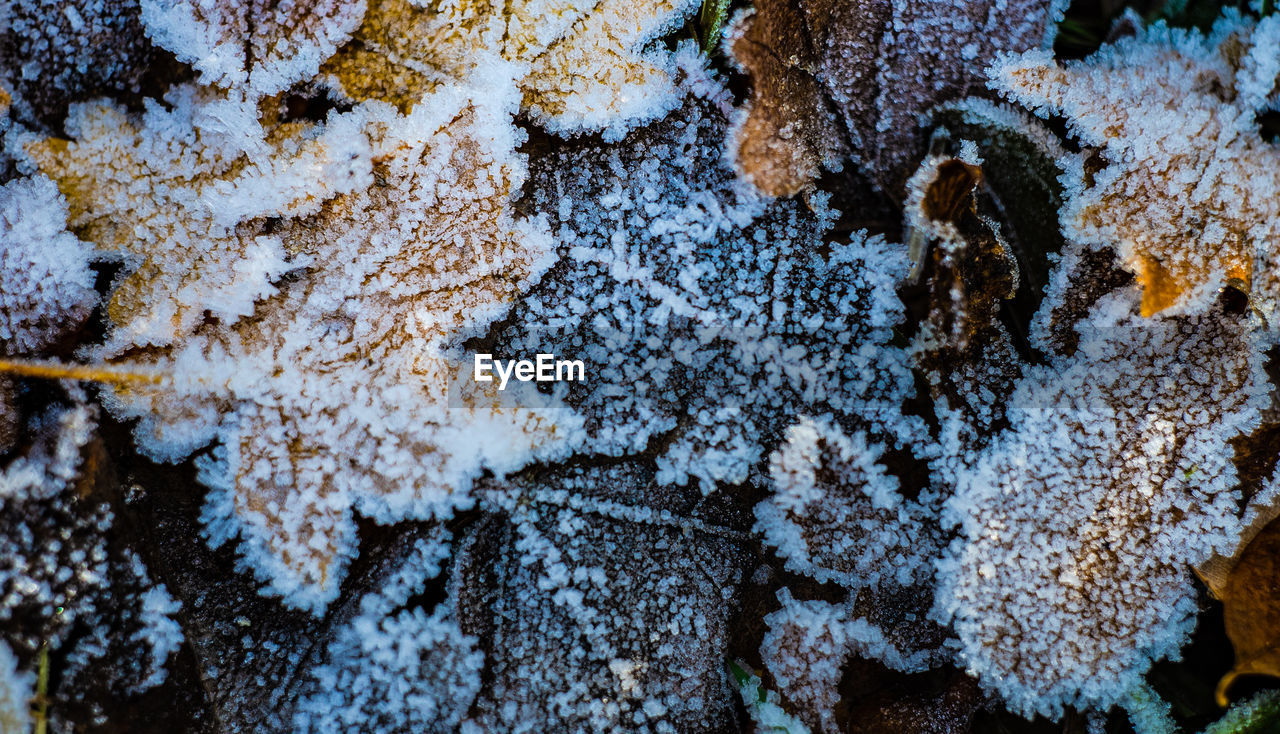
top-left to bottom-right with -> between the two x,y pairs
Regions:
991,13 -> 1280,317
726,0 -> 1065,196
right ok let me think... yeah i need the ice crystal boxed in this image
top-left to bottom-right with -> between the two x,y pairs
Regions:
23,85 -> 369,353
899,140 -> 1029,493
0,175 -> 96,356
495,53 -> 923,489
0,641 -> 31,734
320,0 -> 698,137
754,418 -> 948,729
0,0 -> 167,128
28,73 -> 579,613
140,0 -> 368,95
293,532 -> 483,733
757,417 -> 938,592
936,289 -> 1270,718
0,394 -> 182,720
990,12 -> 1280,317
725,0 -> 1067,196
453,460 -> 751,732
761,590 -> 940,733
0,173 -> 97,451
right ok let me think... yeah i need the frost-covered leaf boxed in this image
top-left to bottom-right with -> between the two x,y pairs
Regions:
0,175 -> 96,357
494,54 -> 924,490
451,460 -> 751,732
725,0 -> 1066,196
989,12 -> 1280,317
928,98 -> 1075,348
0,641 -> 31,734
23,86 -> 369,353
0,174 -> 97,453
320,0 -> 699,136
118,454 -> 453,731
760,590 -> 946,734
28,77 -> 578,613
293,530 -> 482,733
0,0 -> 177,130
0,394 -> 184,727
936,291 -> 1270,719
753,417 -> 951,730
139,0 -> 368,95
757,417 -> 938,592
903,145 -> 1017,351
900,140 -> 1024,483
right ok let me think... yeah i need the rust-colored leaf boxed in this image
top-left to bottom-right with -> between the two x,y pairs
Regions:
725,0 -> 1061,197
1217,515 -> 1280,706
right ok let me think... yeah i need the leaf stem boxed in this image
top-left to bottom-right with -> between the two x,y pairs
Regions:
0,358 -> 163,385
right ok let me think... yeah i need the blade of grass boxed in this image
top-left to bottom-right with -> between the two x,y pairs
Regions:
32,644 -> 49,734
699,0 -> 732,54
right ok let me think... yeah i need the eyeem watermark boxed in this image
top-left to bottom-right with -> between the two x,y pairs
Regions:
473,353 -> 586,391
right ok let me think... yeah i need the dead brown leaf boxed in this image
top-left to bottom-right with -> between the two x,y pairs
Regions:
1216,515 -> 1280,706
726,0 -> 1062,198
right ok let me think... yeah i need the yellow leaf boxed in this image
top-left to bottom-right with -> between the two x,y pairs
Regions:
320,0 -> 698,134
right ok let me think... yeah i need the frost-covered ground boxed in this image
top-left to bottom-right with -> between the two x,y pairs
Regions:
4,0 -> 1280,732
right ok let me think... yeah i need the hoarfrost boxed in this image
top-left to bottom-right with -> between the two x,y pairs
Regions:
321,0 -> 698,137
936,289 -> 1270,719
0,0 -> 167,129
294,532 -> 482,733
0,640 -> 31,734
757,417 -> 938,592
0,394 -> 182,720
26,73 -> 581,613
454,461 -> 751,732
989,12 -> 1280,317
761,590 -> 939,733
753,418 -> 949,729
139,0 -> 368,95
0,175 -> 96,356
496,53 -> 923,490
725,0 -> 1068,196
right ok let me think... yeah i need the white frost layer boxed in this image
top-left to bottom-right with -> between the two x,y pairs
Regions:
293,532 -> 483,733
0,175 -> 96,355
937,289 -> 1269,719
0,641 -> 32,734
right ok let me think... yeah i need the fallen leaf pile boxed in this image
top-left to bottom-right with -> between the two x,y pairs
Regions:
5,0 -> 1280,732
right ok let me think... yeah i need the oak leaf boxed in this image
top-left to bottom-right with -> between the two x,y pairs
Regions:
495,53 -> 924,489
24,86 -> 372,353
989,14 -> 1280,317
26,78 -> 578,613
937,291 -> 1269,719
319,0 -> 699,135
139,0 -> 368,95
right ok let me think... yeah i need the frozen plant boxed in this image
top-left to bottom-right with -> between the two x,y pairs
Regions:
318,0 -> 699,137
937,287 -> 1269,719
989,11 -> 1280,318
453,460 -> 751,732
23,72 -> 582,613
495,49 -> 924,490
294,532 -> 482,733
